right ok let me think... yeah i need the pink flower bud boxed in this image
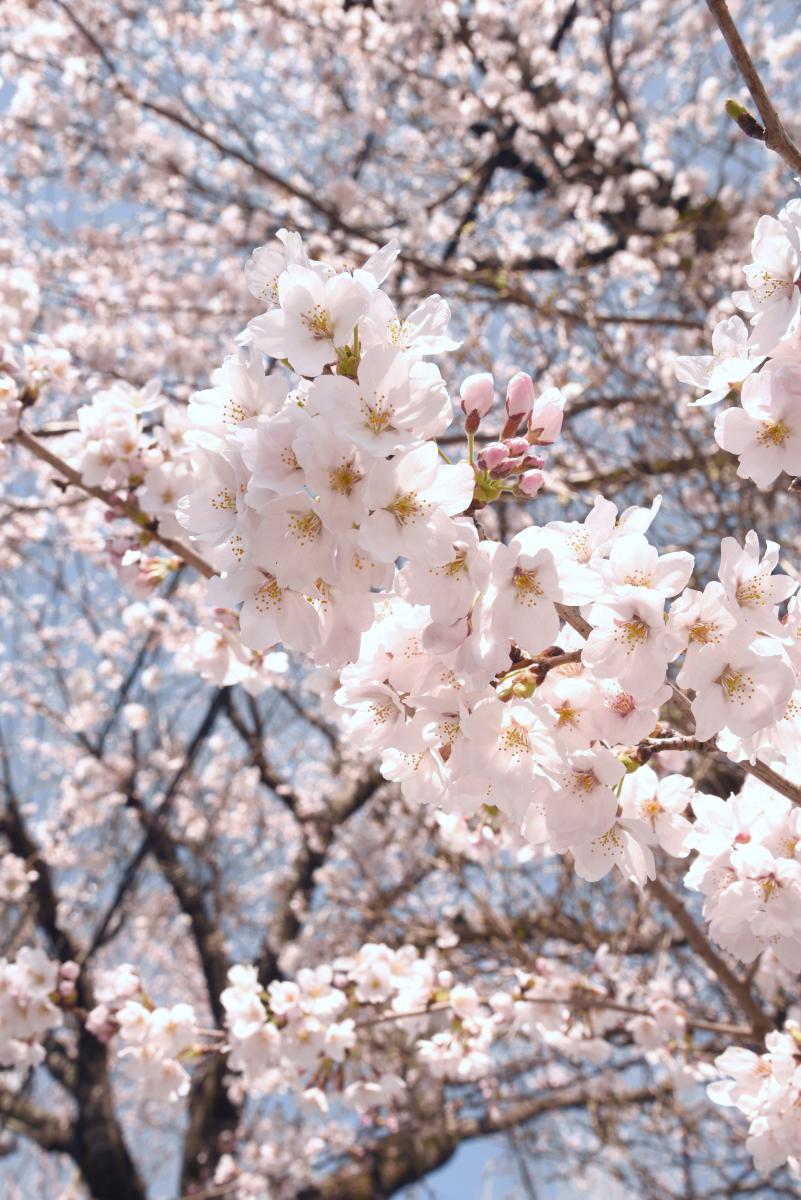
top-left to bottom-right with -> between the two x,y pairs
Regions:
477,442 -> 508,470
518,469 -> 544,497
490,458 -> 517,480
60,961 -> 80,981
459,372 -> 495,418
528,387 -> 565,445
522,449 -> 545,469
503,436 -> 529,457
505,372 -> 536,419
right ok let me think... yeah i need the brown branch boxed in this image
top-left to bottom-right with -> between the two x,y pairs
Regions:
555,450 -> 722,494
0,1087 -> 74,1155
648,878 -> 770,1039
298,1081 -> 672,1199
706,0 -> 801,173
14,428 -> 215,580
225,695 -> 301,814
125,792 -> 230,1023
0,752 -> 146,1200
256,765 -> 385,986
84,687 -> 229,960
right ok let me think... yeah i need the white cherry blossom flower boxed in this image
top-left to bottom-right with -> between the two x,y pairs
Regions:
689,645 -> 795,742
675,316 -> 761,406
718,530 -> 798,635
582,590 -> 678,684
619,767 -> 693,856
733,207 -> 801,354
249,265 -> 370,376
715,361 -> 801,486
358,443 -> 474,567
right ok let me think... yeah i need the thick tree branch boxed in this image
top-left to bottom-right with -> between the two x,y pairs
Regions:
298,1081 -> 673,1199
0,753 -> 147,1200
0,1086 -> 74,1155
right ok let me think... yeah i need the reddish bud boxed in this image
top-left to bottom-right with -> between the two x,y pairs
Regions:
464,409 -> 481,435
477,442 -> 508,470
490,458 -> 517,480
503,436 -> 529,457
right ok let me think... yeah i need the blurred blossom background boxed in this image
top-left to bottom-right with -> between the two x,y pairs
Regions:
2,1 -> 801,1198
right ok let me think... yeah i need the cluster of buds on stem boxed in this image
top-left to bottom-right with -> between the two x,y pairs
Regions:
476,437 -> 545,497
459,371 -> 566,507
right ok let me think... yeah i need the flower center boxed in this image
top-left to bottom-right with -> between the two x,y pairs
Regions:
614,616 -> 649,647
438,549 -> 468,578
640,797 -> 662,821
569,770 -> 597,795
387,491 -> 423,525
735,572 -> 768,607
689,619 -> 717,644
211,487 -> 236,511
329,460 -> 363,495
223,399 -> 249,424
360,395 -> 394,434
757,418 -> 790,447
369,700 -> 395,726
513,567 -> 543,603
288,510 -> 323,546
566,531 -> 591,563
501,722 -> 530,757
622,569 -> 653,587
758,874 -> 779,902
301,304 -> 334,340
717,664 -> 754,702
254,575 -> 283,612
607,690 -> 635,716
387,317 -> 411,346
751,269 -> 792,305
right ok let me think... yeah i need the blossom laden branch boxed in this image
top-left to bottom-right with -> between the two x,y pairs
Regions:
14,427 -> 216,581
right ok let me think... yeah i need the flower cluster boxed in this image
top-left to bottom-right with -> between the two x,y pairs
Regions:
685,777 -> 801,970
0,339 -> 75,478
86,943 -> 709,1114
0,947 -> 71,1070
221,944 -> 467,1109
710,1026 -> 801,1174
678,200 -> 801,487
339,511 -> 799,887
177,234 -> 478,666
0,852 -> 38,902
167,230 -> 801,897
86,962 -> 201,1102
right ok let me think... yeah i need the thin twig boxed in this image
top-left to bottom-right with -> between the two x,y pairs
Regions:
706,0 -> 801,173
14,428 -> 215,580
